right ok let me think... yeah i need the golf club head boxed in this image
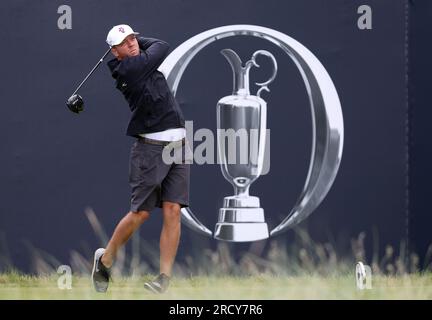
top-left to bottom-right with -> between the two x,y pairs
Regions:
66,94 -> 84,114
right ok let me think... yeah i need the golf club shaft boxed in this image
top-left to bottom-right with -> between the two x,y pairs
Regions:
71,47 -> 112,96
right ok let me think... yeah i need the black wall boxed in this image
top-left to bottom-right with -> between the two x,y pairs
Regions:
410,0 -> 432,265
0,0 -> 428,272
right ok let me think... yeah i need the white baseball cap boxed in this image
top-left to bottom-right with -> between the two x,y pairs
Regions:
106,24 -> 139,47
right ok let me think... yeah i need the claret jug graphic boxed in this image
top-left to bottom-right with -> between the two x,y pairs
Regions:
215,49 -> 278,241
159,25 -> 344,242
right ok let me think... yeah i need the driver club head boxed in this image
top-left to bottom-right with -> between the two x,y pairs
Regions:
66,94 -> 84,114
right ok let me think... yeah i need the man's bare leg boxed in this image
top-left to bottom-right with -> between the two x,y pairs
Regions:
160,202 -> 181,276
101,210 -> 150,268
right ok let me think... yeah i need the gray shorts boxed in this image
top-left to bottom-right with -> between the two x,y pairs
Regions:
129,139 -> 191,212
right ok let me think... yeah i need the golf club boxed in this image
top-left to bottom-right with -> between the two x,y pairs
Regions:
66,47 -> 112,114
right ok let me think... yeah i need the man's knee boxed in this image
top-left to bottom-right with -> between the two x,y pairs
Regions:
130,210 -> 150,224
162,202 -> 181,223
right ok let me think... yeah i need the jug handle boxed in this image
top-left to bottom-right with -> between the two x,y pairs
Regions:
248,50 -> 278,98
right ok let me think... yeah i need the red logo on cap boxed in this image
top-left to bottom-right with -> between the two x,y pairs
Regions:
119,27 -> 125,33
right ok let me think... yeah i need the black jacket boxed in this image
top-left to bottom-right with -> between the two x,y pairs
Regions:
107,37 -> 185,137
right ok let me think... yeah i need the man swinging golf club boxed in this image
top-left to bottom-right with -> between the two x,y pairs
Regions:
89,24 -> 190,294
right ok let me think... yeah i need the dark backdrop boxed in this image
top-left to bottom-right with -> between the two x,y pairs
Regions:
409,0 -> 432,266
0,0 -> 428,272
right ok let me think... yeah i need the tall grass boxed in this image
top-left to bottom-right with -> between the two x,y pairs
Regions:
0,207 -> 431,279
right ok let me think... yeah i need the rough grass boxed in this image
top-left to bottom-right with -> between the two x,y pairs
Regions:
2,211 -> 432,300
1,272 -> 432,300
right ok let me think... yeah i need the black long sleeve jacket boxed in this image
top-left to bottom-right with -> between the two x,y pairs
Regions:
107,37 -> 185,137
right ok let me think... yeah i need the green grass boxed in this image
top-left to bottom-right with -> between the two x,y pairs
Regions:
2,221 -> 431,300
1,272 -> 432,299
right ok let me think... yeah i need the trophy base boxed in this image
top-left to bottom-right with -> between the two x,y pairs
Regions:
214,207 -> 269,242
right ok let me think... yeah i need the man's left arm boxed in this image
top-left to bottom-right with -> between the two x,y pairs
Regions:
137,37 -> 161,51
119,37 -> 170,83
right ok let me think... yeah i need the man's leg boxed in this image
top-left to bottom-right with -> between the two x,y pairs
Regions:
101,210 -> 150,268
144,143 -> 189,293
143,202 -> 180,294
92,210 -> 149,292
160,201 -> 181,276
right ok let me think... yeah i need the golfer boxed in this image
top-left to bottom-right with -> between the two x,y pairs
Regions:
91,24 -> 190,294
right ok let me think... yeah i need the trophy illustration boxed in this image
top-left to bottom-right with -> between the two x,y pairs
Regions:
161,25 -> 344,240
215,49 -> 278,241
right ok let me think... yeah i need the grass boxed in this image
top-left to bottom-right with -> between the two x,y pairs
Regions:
1,211 -> 432,300
0,272 -> 432,299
